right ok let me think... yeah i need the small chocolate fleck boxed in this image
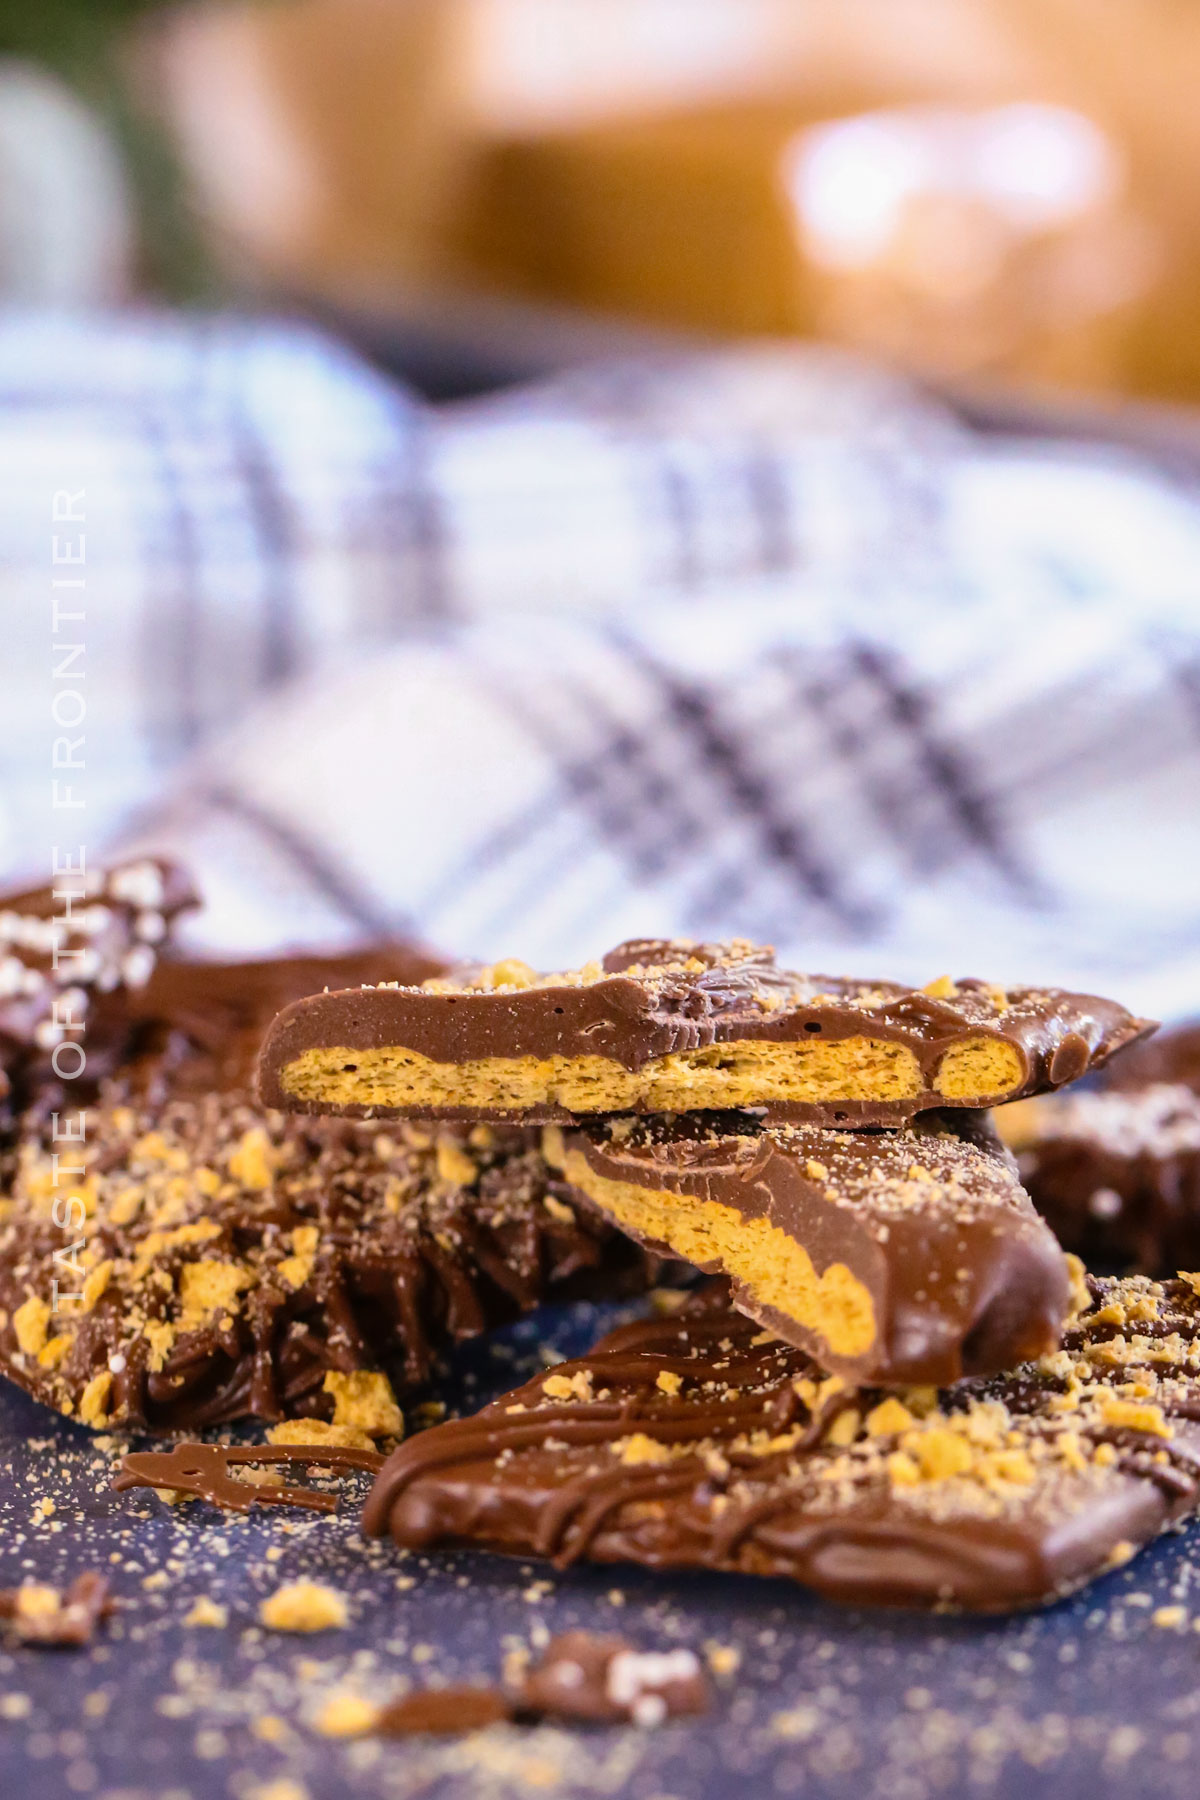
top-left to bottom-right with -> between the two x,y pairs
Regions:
375,1687 -> 514,1736
114,1441 -> 382,1513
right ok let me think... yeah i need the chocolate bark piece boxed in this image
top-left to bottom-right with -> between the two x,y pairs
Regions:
1098,1019 -> 1200,1095
363,1273 -> 1200,1614
546,1111 -> 1069,1385
312,1630 -> 708,1737
113,944 -> 447,1105
0,857 -> 198,1116
518,1631 -> 709,1725
257,937 -> 1152,1126
0,1092 -> 656,1434
0,1573 -> 113,1647
1006,1084 -> 1200,1277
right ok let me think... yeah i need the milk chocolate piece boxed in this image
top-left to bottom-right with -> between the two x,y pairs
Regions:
0,1092 -> 656,1434
1008,1084 -> 1200,1276
258,937 -> 1152,1126
332,1630 -> 708,1737
547,1111 -> 1069,1385
364,1274 -> 1200,1613
0,856 -> 198,1116
518,1631 -> 709,1725
0,1573 -> 113,1647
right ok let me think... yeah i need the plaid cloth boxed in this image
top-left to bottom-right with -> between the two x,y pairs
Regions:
2,311 -> 1199,1014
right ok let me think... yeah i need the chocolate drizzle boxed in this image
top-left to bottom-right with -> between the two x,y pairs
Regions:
114,1441 -> 383,1512
0,1093 -> 658,1433
363,1278 -> 1200,1611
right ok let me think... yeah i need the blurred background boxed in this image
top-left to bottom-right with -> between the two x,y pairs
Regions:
2,0 -> 1199,1008
17,0 -> 1200,395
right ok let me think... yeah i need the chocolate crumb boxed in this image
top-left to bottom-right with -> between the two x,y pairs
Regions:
0,1573 -> 113,1647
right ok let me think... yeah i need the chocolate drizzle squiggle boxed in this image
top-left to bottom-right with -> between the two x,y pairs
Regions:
363,1277 -> 1200,1611
114,1441 -> 384,1512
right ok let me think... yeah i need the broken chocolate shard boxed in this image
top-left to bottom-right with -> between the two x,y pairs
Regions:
1098,1017 -> 1200,1095
518,1630 -> 709,1725
363,1274 -> 1200,1613
358,1630 -> 709,1737
114,943 -> 448,1105
0,1573 -> 114,1647
114,1441 -> 383,1513
258,937 -> 1152,1126
548,1110 -> 1070,1385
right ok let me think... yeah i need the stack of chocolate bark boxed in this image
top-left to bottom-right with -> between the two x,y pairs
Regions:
254,939 -> 1200,1611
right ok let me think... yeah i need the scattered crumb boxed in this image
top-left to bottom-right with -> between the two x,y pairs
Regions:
259,1581 -> 349,1634
183,1596 -> 228,1628
313,1693 -> 380,1737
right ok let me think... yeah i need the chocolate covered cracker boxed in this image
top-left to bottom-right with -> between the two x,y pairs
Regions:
258,937 -> 1151,1127
0,1095 -> 653,1433
364,1276 -> 1200,1613
546,1112 -> 1069,1385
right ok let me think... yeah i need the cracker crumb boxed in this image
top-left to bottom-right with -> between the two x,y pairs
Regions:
314,1693 -> 379,1737
183,1596 -> 228,1628
705,1643 -> 741,1677
259,1581 -> 349,1633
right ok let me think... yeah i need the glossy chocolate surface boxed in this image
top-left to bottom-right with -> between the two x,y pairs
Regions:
0,1094 -> 657,1433
116,944 -> 447,1102
557,1111 -> 1069,1384
258,937 -> 1153,1124
364,1277 -> 1200,1613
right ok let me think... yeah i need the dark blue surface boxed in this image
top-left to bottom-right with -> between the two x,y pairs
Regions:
2,1297 -> 1199,1800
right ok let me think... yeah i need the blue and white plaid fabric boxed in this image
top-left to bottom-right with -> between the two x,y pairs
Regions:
2,311 -> 1198,1015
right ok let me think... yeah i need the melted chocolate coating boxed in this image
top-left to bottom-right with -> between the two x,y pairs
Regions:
1,909 -> 667,1435
258,937 -> 1153,1125
555,1111 -> 1069,1385
115,945 -> 447,1103
0,1094 -> 658,1433
363,1277 -> 1200,1613
113,1441 -> 383,1512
